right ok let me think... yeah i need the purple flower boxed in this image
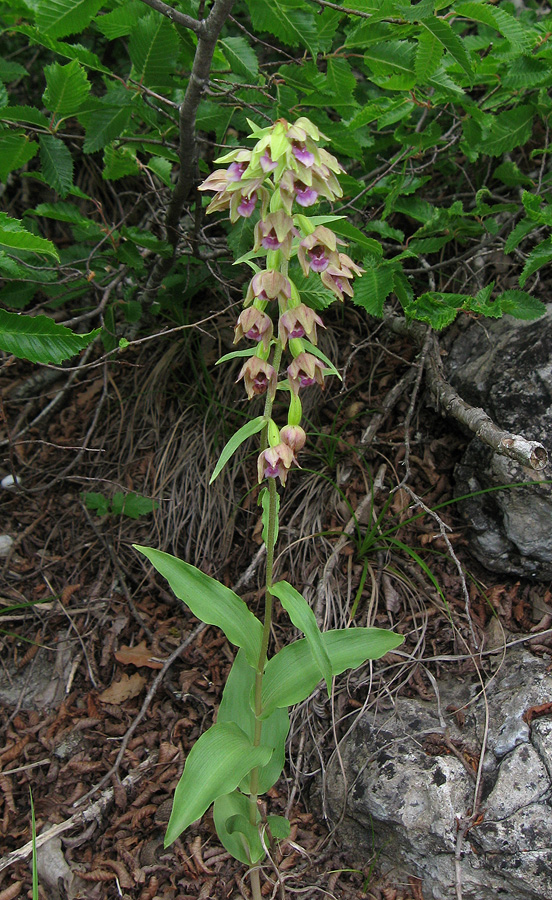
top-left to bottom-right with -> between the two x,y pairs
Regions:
308,246 -> 329,272
237,357 -> 277,400
234,308 -> 273,351
245,270 -> 293,305
260,150 -> 277,173
287,352 -> 325,394
237,192 -> 257,217
257,443 -> 296,485
295,182 -> 318,207
253,210 -> 296,259
227,161 -> 247,182
279,305 -> 324,347
292,142 -> 315,167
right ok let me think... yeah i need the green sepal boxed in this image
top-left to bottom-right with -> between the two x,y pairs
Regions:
267,418 -> 281,448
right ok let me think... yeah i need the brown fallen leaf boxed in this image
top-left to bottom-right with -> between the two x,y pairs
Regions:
98,672 -> 146,704
115,640 -> 164,669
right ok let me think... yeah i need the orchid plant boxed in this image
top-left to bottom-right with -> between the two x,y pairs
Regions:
135,118 -> 404,900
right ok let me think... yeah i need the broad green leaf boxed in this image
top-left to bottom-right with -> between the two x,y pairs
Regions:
415,28 -> 444,82
94,1 -> 144,39
80,98 -> 134,154
0,106 -> 50,128
455,2 -> 536,53
270,581 -> 333,696
419,17 -> 473,79
323,58 -> 358,109
0,310 -> 99,364
129,12 -> 179,91
289,266 -> 337,311
405,292 -> 470,329
133,547 -> 263,667
219,36 -> 259,80
165,723 -> 272,846
494,161 -> 534,189
352,263 -> 395,318
331,220 -> 383,254
504,219 -> 534,254
43,59 -> 90,121
261,628 -> 404,717
0,133 -> 38,181
246,0 -> 319,58
497,290 -> 546,320
210,415 -> 266,484
0,213 -> 59,259
479,106 -> 534,158
111,492 -> 158,518
39,135 -> 73,197
519,240 -> 552,288
15,26 -> 111,74
102,144 -> 140,180
217,649 -> 290,794
0,58 -> 28,82
36,0 -> 104,40
213,791 -> 264,865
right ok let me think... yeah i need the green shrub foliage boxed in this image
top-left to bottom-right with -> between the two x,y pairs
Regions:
0,0 -> 550,363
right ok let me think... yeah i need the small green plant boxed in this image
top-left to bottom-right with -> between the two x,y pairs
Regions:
81,490 -> 158,519
134,117 -> 404,899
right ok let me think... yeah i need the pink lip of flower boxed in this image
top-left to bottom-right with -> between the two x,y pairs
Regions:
261,232 -> 282,250
237,357 -> 277,400
292,144 -> 315,167
237,192 -> 257,217
287,352 -> 325,394
260,150 -> 277,173
227,161 -> 247,182
308,246 -> 329,273
257,443 -> 296,485
295,184 -> 318,207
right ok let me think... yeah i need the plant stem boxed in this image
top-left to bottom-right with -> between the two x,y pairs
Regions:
248,340 -> 283,900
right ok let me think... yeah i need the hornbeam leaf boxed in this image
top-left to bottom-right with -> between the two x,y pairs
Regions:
164,723 -> 272,846
133,547 -> 263,667
219,36 -> 259,80
0,213 -> 59,259
129,12 -> 179,91
36,0 -> 104,40
419,17 -> 473,79
0,310 -> 99,364
0,133 -> 38,182
39,135 -> 73,197
43,59 -> 90,121
246,0 -> 319,57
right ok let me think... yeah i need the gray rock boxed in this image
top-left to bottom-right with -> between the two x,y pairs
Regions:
321,650 -> 552,900
446,311 -> 552,579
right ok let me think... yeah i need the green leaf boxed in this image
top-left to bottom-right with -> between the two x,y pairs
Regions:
259,487 -> 279,546
94,1 -> 145,39
261,627 -> 404,717
0,310 -> 99,364
43,59 -> 90,121
331,220 -> 383,254
133,547 -> 263,667
219,36 -> 259,81
14,26 -> 111,74
289,266 -> 336,311
270,581 -> 333,696
419,17 -> 473,79
479,106 -> 534,158
129,12 -> 179,91
504,218 -> 534,254
246,0 -> 319,57
39,135 -> 73,197
165,723 -> 272,846
352,263 -> 395,318
82,491 -> 110,516
519,239 -> 552,288
0,106 -> 50,128
210,415 -> 266,484
0,133 -> 38,181
102,144 -> 140,180
213,791 -> 264,865
111,492 -> 158,518
36,0 -> 104,39
80,95 -> 134,154
497,289 -> 546,320
405,292 -> 470,329
415,28 -> 444,82
0,213 -> 59,259
455,2 -> 536,53
217,649 -> 290,794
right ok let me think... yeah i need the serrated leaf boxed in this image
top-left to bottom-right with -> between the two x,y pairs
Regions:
164,723 -> 272,846
405,292 -> 470,329
519,239 -> 552,288
0,106 -> 50,128
0,133 -> 38,181
219,36 -> 259,80
261,627 -> 404,717
36,0 -> 104,40
94,1 -> 144,39
415,28 -> 444,82
419,17 -> 473,79
0,310 -> 99,364
15,26 -> 111,74
146,156 -> 173,187
210,416 -> 266,484
43,59 -> 90,121
289,266 -> 337,311
129,12 -> 179,91
217,649 -> 289,795
323,57 -> 358,108
479,106 -> 534,158
352,264 -> 395,317
497,289 -> 546,320
455,2 -> 536,53
133,547 -> 263,667
0,213 -> 59,259
246,0 -> 319,58
39,135 -> 73,197
271,581 -> 333,696
504,218 -> 534,255
102,144 -> 140,180
80,101 -> 134,154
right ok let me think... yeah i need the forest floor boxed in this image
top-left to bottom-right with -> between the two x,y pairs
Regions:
1,303 -> 551,900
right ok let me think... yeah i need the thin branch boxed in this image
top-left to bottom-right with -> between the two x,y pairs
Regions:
384,313 -> 548,471
137,0 -> 202,33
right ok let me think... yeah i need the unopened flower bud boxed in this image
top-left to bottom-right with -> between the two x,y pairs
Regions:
279,425 -> 307,453
237,357 -> 277,400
